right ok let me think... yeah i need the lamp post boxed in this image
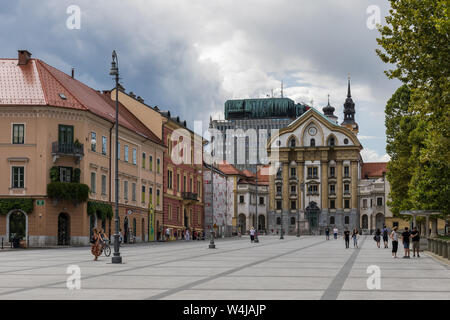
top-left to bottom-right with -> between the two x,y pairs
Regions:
110,50 -> 122,264
209,153 -> 216,249
254,164 -> 259,243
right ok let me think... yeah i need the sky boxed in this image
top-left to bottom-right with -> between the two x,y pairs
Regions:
0,0 -> 401,162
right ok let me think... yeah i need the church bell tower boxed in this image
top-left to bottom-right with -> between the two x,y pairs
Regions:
341,74 -> 359,134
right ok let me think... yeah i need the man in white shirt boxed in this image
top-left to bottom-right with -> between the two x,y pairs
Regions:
333,227 -> 338,239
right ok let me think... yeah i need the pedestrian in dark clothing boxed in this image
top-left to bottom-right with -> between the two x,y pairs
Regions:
382,226 -> 389,248
402,227 -> 411,258
374,229 -> 381,248
344,229 -> 350,248
325,227 -> 330,240
411,227 -> 420,257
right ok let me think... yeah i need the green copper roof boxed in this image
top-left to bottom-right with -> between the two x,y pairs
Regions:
224,98 -> 308,120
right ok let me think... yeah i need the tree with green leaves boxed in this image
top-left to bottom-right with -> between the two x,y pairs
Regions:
377,0 -> 449,219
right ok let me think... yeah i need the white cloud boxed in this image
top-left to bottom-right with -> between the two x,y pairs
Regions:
361,148 -> 390,162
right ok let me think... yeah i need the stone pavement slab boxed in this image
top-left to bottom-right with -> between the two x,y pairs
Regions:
0,235 -> 448,300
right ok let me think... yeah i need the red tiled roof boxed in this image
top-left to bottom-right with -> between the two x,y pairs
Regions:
217,161 -> 244,176
0,57 -> 162,145
361,162 -> 388,178
242,169 -> 254,178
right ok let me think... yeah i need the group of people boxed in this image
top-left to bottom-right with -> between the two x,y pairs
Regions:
90,228 -> 109,261
325,227 -> 360,248
163,228 -> 205,241
389,226 -> 421,258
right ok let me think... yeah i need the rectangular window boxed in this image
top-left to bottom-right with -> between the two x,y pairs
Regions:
363,199 -> 367,208
168,204 -> 172,220
102,136 -> 107,155
307,167 -> 318,178
101,175 -> 107,195
290,167 -> 296,177
157,158 -> 160,173
149,156 -> 153,171
344,199 -> 350,209
157,189 -> 160,206
344,166 -> 350,177
177,174 -> 180,191
377,197 -> 383,206
142,153 -> 146,169
291,201 -> 296,210
124,145 -> 129,162
330,199 -> 335,209
259,197 -> 264,205
12,124 -> 25,144
132,148 -> 137,165
149,187 -> 153,204
313,167 -> 318,177
132,183 -> 136,201
124,181 -> 128,200
183,176 -> 186,192
141,186 -> 145,203
91,132 -> 96,152
90,172 -> 96,193
330,184 -> 335,194
60,167 -> 72,183
168,170 -> 173,189
239,195 -> 244,203
344,184 -> 350,194
276,186 -> 282,194
197,181 -> 201,198
276,200 -> 282,210
12,166 -> 24,188
190,178 -> 192,192
329,166 -> 335,177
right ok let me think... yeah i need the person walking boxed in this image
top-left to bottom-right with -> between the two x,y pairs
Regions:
325,227 -> 330,240
411,226 -> 420,258
90,228 -> 102,261
374,228 -> 381,248
250,226 -> 256,243
402,227 -> 411,258
165,228 -> 170,242
333,227 -> 338,239
390,226 -> 399,258
344,229 -> 350,248
185,229 -> 190,241
352,228 -> 359,248
382,226 -> 389,248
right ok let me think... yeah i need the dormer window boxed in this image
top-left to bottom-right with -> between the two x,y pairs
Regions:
310,138 -> 315,147
329,137 -> 335,147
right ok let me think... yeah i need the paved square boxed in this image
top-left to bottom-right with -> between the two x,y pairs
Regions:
0,236 -> 449,300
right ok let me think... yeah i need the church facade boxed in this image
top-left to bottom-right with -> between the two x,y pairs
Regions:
267,80 -> 363,235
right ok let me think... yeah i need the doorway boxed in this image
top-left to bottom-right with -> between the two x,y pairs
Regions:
9,210 -> 26,242
58,213 -> 70,245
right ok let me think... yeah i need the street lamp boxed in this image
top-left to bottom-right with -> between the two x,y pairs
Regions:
209,150 -> 216,249
110,50 -> 122,264
254,164 -> 259,243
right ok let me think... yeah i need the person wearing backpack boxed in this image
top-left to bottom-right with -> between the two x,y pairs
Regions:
374,229 -> 381,248
382,225 -> 389,248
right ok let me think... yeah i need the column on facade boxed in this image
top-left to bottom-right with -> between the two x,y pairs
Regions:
269,166 -> 275,212
431,217 -> 438,237
420,219 -> 426,237
321,161 -> 328,210
336,161 -> 343,209
351,161 -> 358,209
282,162 -> 289,211
297,161 -> 304,214
426,215 -> 430,238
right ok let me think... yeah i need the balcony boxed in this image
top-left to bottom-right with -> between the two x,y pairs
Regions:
182,192 -> 198,202
289,176 -> 298,182
52,141 -> 84,163
307,175 -> 319,180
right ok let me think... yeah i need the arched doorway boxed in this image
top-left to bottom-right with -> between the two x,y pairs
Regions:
184,208 -> 189,228
124,217 -> 129,243
133,218 -> 137,239
375,213 -> 384,230
330,216 -> 335,225
306,201 -> 320,232
58,213 -> 70,245
258,215 -> 265,231
238,214 -> 246,233
8,210 -> 27,242
362,214 -> 369,229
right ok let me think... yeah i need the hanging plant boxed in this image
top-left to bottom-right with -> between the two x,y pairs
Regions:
87,201 -> 113,220
47,182 -> 89,204
0,198 -> 34,215
50,166 -> 60,183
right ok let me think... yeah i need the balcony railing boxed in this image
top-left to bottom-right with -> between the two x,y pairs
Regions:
307,175 -> 319,180
182,192 -> 198,201
52,141 -> 84,162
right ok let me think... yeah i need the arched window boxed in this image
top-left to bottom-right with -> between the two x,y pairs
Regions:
310,138 -> 315,147
344,216 -> 350,225
330,216 -> 335,225
290,217 -> 296,225
329,137 -> 335,147
290,138 -> 296,147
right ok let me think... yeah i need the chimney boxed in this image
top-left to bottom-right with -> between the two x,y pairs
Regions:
137,96 -> 144,103
18,50 -> 32,65
71,67 -> 75,79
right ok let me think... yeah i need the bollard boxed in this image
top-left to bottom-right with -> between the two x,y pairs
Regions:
427,238 -> 431,251
447,241 -> 450,261
443,241 -> 448,259
432,239 -> 437,254
438,239 -> 444,256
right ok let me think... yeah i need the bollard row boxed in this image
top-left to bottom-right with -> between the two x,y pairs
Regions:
427,238 -> 450,260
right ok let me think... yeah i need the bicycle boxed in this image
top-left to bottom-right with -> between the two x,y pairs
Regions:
101,239 -> 111,257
